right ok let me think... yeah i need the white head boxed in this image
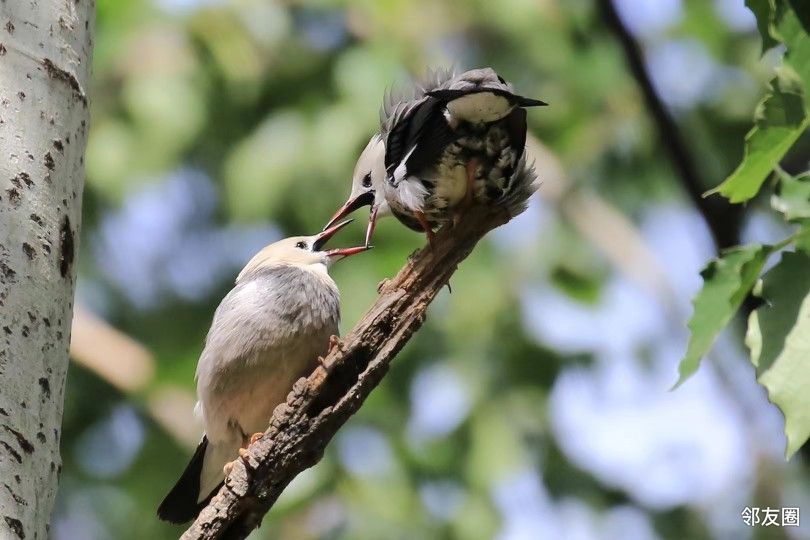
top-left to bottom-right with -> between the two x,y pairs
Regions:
237,220 -> 370,283
323,135 -> 391,245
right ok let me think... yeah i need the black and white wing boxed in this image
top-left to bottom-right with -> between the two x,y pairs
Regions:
379,67 -> 456,137
378,68 -> 458,182
384,96 -> 457,183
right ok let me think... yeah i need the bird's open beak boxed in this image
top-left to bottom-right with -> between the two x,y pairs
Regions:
313,218 -> 372,259
323,191 -> 376,231
365,205 -> 379,247
326,245 -> 373,259
313,218 -> 354,251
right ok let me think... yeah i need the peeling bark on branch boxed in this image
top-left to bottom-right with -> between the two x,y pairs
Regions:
181,203 -> 521,539
0,1 -> 94,538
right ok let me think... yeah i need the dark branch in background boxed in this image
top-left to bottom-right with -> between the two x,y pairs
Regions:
597,0 -> 744,250
181,203 -> 521,540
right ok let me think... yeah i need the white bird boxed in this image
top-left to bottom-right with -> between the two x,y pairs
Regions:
325,67 -> 544,245
157,220 -> 369,523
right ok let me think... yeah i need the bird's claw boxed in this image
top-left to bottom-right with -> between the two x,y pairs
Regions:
328,335 -> 341,354
249,432 -> 263,445
223,433 -> 263,475
222,452 -> 247,476
318,336 -> 342,374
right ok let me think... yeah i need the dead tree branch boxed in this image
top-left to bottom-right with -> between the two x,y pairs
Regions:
181,202 -> 522,539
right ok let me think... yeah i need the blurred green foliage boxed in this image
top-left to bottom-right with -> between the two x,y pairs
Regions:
56,0 -> 810,539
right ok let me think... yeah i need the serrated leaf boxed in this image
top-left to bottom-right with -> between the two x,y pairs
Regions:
707,68 -> 808,203
708,5 -> 810,203
746,0 -> 779,53
745,251 -> 810,457
771,170 -> 810,220
676,244 -> 773,387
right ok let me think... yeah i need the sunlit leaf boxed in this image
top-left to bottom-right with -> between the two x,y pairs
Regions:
772,170 -> 810,220
787,0 -> 810,37
708,4 -> 810,203
745,251 -> 810,457
676,244 -> 773,386
707,67 -> 808,203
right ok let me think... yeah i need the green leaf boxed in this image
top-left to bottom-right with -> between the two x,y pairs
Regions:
777,4 -> 810,90
796,220 -> 810,252
745,251 -> 810,457
746,0 -> 779,53
676,244 -> 773,387
787,0 -> 810,41
771,170 -> 810,220
708,5 -> 810,203
707,68 -> 808,203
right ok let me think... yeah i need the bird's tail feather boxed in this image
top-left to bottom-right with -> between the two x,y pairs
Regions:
198,439 -> 234,501
157,436 -> 220,524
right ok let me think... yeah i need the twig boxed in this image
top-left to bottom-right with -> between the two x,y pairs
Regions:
181,203 -> 519,539
597,0 -> 743,250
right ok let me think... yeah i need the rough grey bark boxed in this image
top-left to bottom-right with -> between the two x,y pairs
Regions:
0,1 -> 94,538
181,182 -> 535,539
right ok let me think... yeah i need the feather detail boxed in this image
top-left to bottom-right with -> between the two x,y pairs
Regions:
389,176 -> 429,212
157,437 -> 213,524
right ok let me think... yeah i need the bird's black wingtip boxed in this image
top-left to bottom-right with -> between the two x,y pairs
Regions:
424,88 -> 467,102
518,96 -> 548,107
157,437 -> 211,524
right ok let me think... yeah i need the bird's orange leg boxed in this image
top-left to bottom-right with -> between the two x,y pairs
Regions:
318,335 -> 342,373
248,432 -> 263,445
453,158 -> 479,227
223,432 -> 264,475
415,211 -> 436,248
328,335 -> 341,353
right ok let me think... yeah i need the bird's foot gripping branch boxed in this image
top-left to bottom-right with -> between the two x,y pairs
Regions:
181,171 -> 536,540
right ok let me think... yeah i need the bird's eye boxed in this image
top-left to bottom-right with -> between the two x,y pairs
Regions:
361,173 -> 372,188
295,241 -> 307,250
497,75 -> 506,84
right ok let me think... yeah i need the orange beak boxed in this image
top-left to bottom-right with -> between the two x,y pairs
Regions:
322,191 -> 376,232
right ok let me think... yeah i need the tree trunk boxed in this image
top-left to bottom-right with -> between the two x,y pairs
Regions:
0,1 -> 93,538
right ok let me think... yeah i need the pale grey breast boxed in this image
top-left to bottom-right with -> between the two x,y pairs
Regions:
196,264 -> 340,438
